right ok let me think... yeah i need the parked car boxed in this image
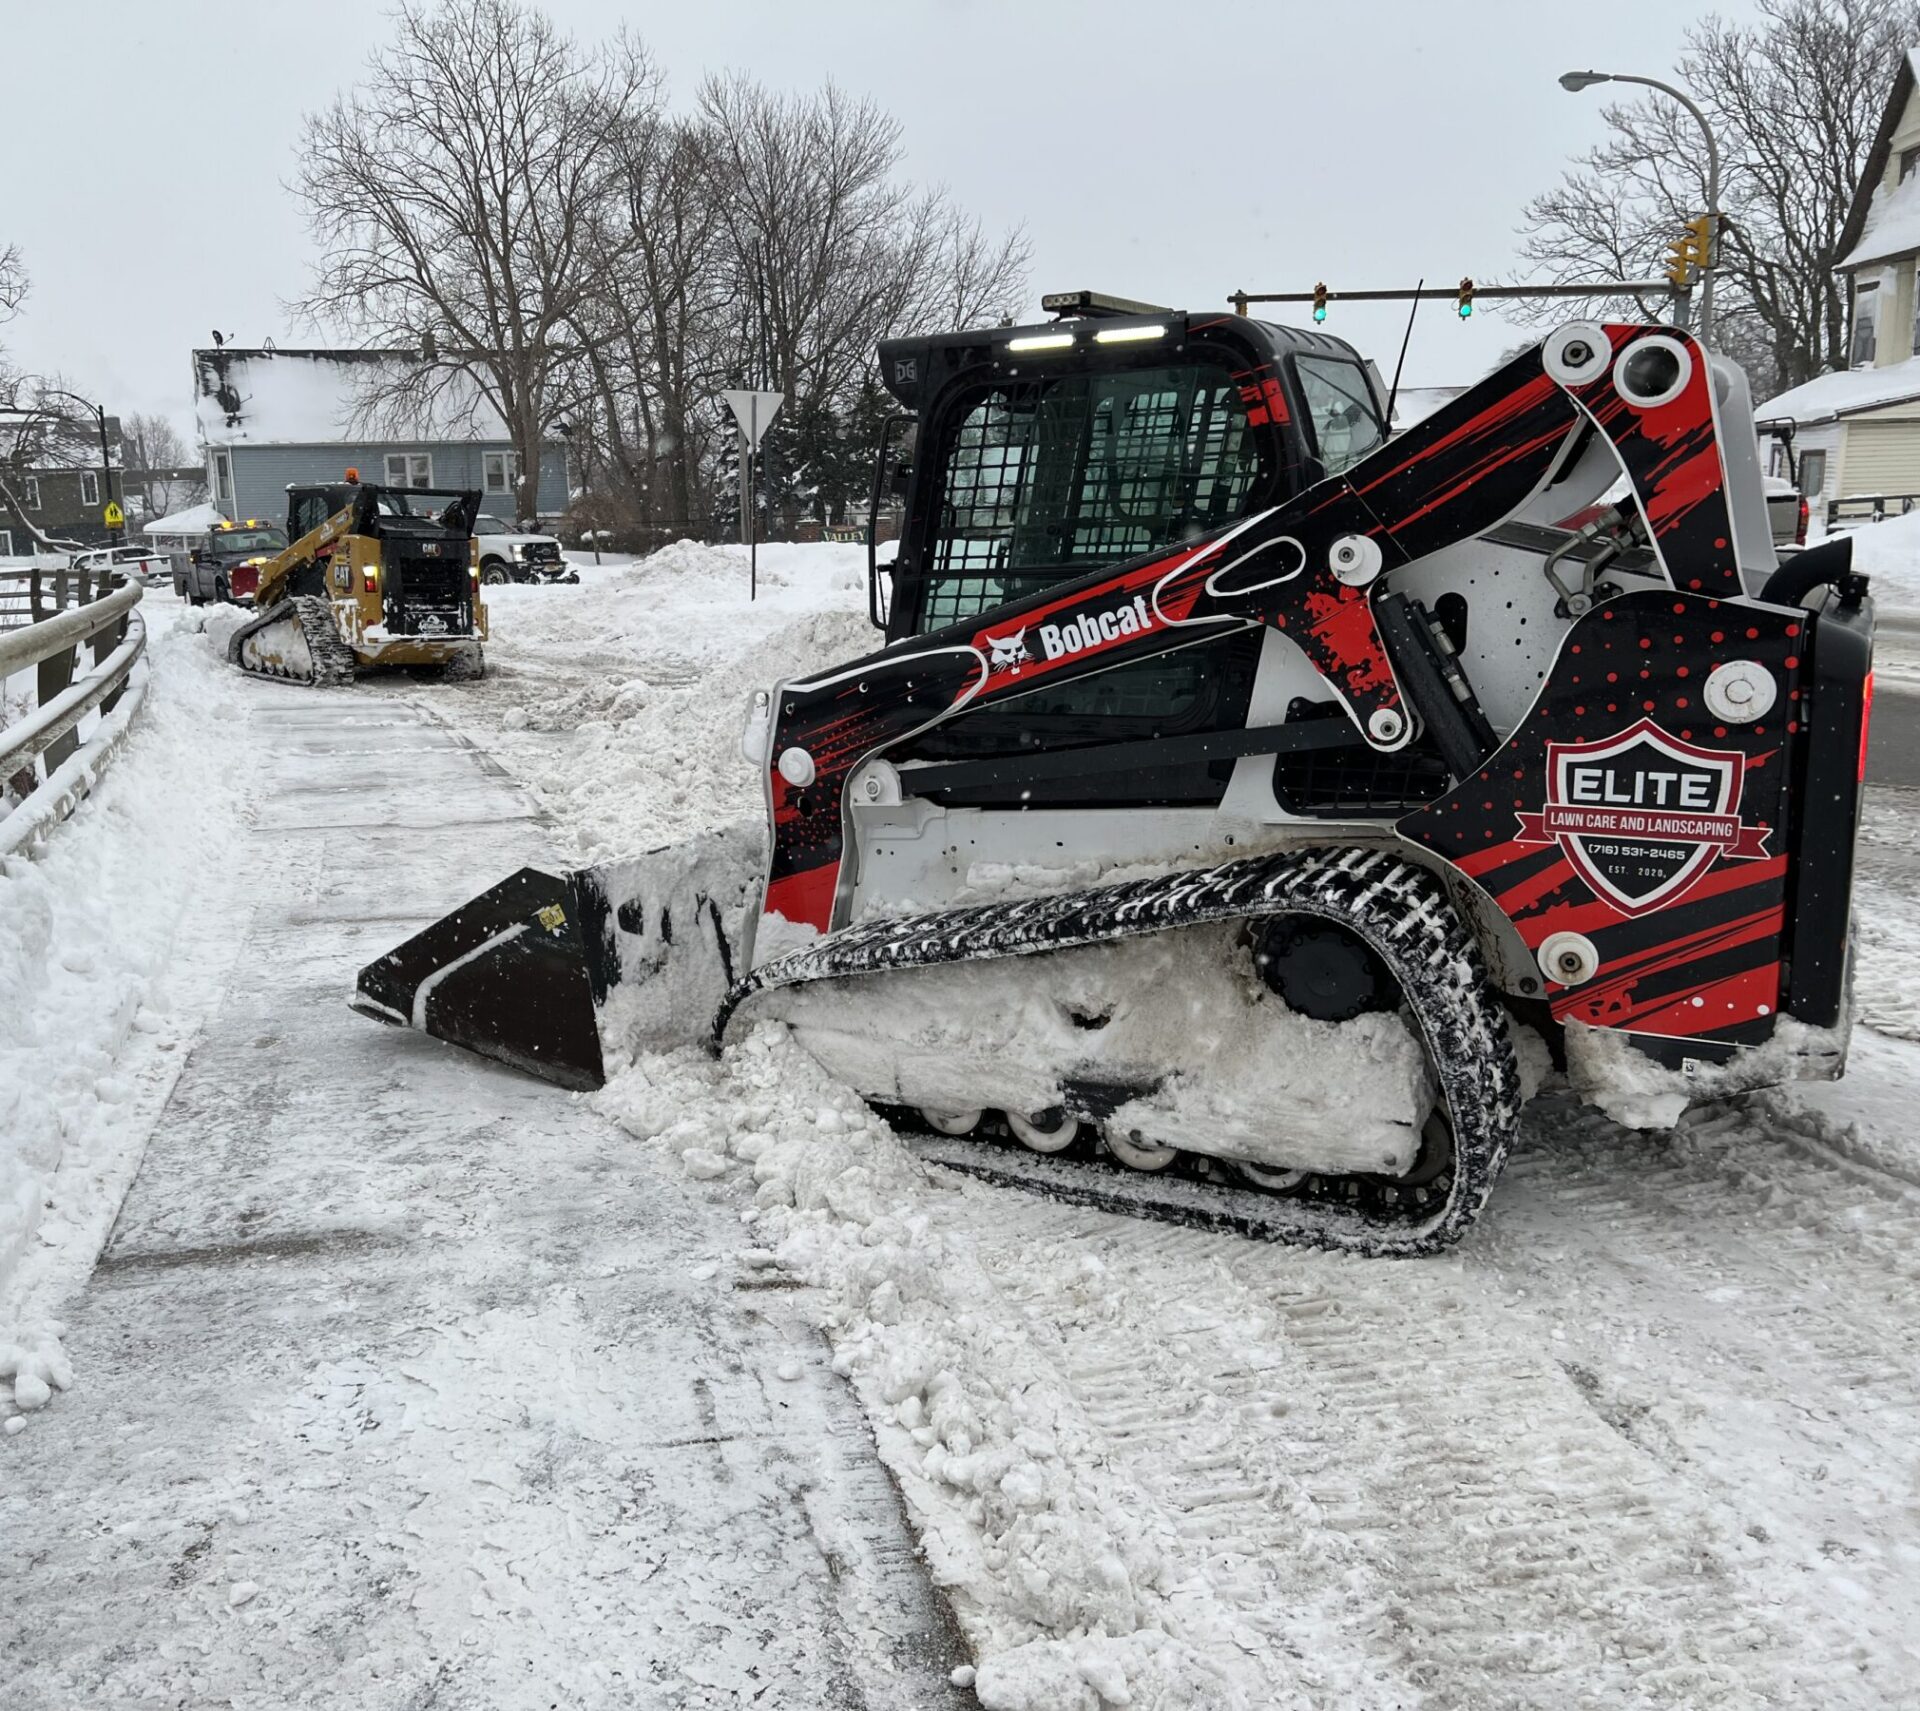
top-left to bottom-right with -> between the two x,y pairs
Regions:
179,520 -> 288,605
72,544 -> 171,583
473,514 -> 575,584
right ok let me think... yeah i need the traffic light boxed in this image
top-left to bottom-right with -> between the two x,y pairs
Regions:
1455,277 -> 1475,319
1312,281 -> 1329,323
1686,212 -> 1713,271
1666,214 -> 1714,289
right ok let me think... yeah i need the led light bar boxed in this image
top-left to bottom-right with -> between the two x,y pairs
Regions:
1093,324 -> 1168,344
1007,332 -> 1076,353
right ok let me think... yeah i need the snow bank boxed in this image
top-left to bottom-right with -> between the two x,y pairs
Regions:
1841,508 -> 1920,615
0,601 -> 258,1419
598,1026 -> 1256,1710
467,539 -> 872,863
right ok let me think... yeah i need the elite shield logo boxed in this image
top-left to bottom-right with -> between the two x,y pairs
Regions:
1517,719 -> 1770,916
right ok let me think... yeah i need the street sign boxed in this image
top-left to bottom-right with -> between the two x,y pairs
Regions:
722,389 -> 784,448
722,389 -> 785,601
102,501 -> 124,528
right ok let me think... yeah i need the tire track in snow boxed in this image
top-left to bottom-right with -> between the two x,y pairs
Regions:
952,1188 -> 1800,1710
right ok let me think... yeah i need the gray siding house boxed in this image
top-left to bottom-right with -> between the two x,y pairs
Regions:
193,347 -> 568,528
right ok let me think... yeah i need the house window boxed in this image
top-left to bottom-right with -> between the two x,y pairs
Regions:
213,451 -> 233,508
1852,280 -> 1880,367
0,530 -> 12,556
1902,145 -> 1920,182
23,477 -> 39,509
385,453 -> 433,488
80,470 -> 100,506
1799,449 -> 1827,499
483,450 -> 522,496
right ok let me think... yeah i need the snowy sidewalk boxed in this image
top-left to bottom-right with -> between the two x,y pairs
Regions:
1,689 -> 968,1709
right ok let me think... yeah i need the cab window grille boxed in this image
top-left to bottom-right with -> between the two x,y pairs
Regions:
919,363 -> 1258,633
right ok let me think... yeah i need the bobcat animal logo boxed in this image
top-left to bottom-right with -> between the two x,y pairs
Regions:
985,627 -> 1030,675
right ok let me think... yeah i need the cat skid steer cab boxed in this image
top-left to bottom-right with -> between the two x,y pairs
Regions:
226,476 -> 488,685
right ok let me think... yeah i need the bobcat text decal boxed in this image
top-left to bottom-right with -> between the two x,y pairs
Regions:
1037,594 -> 1157,659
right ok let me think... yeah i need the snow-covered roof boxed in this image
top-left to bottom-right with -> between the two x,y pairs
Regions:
1841,166 -> 1920,270
141,501 -> 225,535
1755,356 -> 1920,427
1391,386 -> 1466,430
1837,48 -> 1920,271
193,348 -> 510,449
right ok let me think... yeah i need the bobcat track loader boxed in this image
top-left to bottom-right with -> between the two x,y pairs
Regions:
227,478 -> 488,685
351,302 -> 1874,1255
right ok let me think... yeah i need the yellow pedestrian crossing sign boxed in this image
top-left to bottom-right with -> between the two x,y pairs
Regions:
103,501 -> 124,528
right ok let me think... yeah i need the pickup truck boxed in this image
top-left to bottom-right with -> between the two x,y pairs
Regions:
175,519 -> 288,605
473,515 -> 576,584
1764,475 -> 1810,548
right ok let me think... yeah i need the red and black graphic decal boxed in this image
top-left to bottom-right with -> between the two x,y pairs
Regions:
1554,327 -> 1743,597
760,327 -> 1743,939
1399,590 -> 1805,1045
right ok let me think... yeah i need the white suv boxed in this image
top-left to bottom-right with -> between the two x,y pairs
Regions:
473,515 -> 575,584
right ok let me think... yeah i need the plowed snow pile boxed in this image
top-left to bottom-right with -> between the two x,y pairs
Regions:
465,541 -> 873,861
0,603 -> 259,1415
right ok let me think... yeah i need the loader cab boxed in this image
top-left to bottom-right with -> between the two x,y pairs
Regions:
870,301 -> 1387,806
284,480 -> 486,649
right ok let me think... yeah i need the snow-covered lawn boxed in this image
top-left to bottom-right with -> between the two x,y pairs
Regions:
7,539 -> 1920,1707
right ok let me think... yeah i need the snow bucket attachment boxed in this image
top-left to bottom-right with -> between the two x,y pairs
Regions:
351,822 -> 764,1090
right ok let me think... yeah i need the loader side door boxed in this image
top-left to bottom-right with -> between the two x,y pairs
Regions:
891,357 -> 1277,807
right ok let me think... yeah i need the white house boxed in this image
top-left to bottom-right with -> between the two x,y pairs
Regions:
1756,48 -> 1920,518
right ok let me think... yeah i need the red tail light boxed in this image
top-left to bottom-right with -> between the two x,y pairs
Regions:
363,564 -> 379,595
1860,670 -> 1875,783
1796,496 -> 1809,546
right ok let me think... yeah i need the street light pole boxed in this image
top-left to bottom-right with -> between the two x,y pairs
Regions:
1560,70 -> 1721,347
37,385 -> 119,546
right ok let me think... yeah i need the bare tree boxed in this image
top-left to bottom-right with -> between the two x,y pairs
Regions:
120,412 -> 188,474
567,113 -> 735,535
0,245 -> 25,325
0,381 -> 101,552
1517,0 -> 1916,392
295,0 -> 663,519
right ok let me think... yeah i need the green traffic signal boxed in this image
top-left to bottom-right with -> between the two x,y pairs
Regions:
1457,301 -> 1472,319
1313,305 -> 1327,323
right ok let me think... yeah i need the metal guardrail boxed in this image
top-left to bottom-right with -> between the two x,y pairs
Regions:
0,567 -> 147,858
1825,493 -> 1920,526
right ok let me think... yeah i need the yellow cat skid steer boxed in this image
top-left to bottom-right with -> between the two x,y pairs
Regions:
227,476 -> 488,685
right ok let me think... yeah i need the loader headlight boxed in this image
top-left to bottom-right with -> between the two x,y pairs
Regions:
740,689 -> 774,766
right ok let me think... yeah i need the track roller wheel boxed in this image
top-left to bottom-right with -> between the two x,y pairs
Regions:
1103,1127 -> 1179,1172
1005,1108 -> 1078,1154
922,1108 -> 983,1136
1232,1159 -> 1307,1191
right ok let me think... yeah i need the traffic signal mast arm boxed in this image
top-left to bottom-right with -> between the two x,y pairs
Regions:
1232,280 -> 1676,314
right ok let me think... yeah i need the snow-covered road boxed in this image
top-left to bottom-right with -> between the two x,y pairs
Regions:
2,664 -> 968,1709
6,546 -> 1920,1709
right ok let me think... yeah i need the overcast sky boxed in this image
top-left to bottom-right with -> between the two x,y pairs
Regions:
4,0 -> 1758,440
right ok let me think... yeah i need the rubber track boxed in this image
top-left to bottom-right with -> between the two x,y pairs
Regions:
720,846 -> 1525,1255
227,596 -> 358,687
